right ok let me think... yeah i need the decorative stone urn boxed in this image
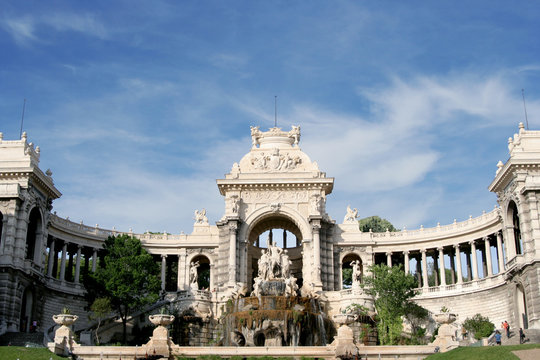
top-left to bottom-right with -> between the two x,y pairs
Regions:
332,313 -> 357,327
431,313 -> 459,352
145,314 -> 175,357
53,313 -> 79,326
434,313 -> 457,325
50,314 -> 79,356
148,314 -> 175,327
331,314 -> 358,358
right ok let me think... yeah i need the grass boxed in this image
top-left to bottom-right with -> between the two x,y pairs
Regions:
425,343 -> 540,360
0,346 -> 65,360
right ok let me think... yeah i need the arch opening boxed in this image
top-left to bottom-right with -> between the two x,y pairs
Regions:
341,253 -> 362,289
190,255 -> 211,291
246,215 -> 304,291
507,201 -> 523,256
25,208 -> 42,262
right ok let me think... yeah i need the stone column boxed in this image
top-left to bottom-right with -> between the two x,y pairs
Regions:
283,230 -> 287,249
496,231 -> 505,273
449,249 -> 456,284
178,248 -> 187,291
438,247 -> 446,286
415,254 -> 422,287
483,236 -> 493,277
74,245 -> 82,284
312,223 -> 322,288
505,225 -> 517,260
470,240 -> 479,280
47,238 -> 56,277
66,248 -> 74,281
228,222 -> 238,286
59,242 -> 67,282
161,255 -> 167,291
404,251 -> 410,274
386,252 -> 392,267
454,244 -> 463,284
92,249 -> 98,272
421,249 -> 429,288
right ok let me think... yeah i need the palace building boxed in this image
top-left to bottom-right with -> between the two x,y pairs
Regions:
0,124 -> 538,342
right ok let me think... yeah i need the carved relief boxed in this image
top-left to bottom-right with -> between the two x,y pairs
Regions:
194,209 -> 208,225
249,148 -> 302,172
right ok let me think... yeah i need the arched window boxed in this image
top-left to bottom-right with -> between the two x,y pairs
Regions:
509,201 -> 523,255
25,208 -> 42,261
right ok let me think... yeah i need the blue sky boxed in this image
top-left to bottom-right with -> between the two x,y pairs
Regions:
1,1 -> 540,234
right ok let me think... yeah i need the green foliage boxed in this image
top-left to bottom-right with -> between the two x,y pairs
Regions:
425,343 -> 540,359
83,234 -> 160,344
342,267 -> 352,287
362,264 -> 419,345
0,347 -> 66,360
89,297 -> 112,345
463,314 -> 495,339
358,215 -> 398,232
343,303 -> 369,316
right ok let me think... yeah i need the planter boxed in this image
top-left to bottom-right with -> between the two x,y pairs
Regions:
149,314 -> 175,327
52,314 -> 78,327
434,313 -> 456,324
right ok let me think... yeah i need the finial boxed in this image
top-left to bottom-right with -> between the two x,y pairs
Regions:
22,131 -> 27,141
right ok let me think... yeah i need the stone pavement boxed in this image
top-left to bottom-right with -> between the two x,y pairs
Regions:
513,348 -> 540,360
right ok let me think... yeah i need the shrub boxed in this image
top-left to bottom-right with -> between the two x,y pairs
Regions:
463,314 -> 495,339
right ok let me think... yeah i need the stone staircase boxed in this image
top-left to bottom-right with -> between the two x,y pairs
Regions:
0,331 -> 45,347
502,329 -> 540,346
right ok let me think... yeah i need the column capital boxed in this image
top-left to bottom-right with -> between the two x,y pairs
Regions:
453,243 -> 461,250
77,244 -> 83,250
386,251 -> 392,256
403,250 -> 410,255
161,254 -> 167,259
437,246 -> 444,252
311,223 -> 321,231
420,248 -> 427,254
482,236 -> 490,242
469,239 -> 477,246
228,222 -> 238,232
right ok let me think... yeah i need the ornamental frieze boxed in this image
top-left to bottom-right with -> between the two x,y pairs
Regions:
241,190 -> 309,202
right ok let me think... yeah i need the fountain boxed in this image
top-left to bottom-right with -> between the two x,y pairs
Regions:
222,240 -> 333,346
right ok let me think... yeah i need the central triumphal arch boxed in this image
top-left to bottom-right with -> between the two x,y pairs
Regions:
215,126 -> 335,295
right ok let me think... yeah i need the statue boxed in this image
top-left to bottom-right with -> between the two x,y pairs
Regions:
231,197 -> 239,214
281,250 -> 291,278
190,261 -> 200,290
258,249 -> 270,280
344,205 -> 358,223
194,209 -> 208,224
289,125 -> 301,146
250,126 -> 262,148
350,260 -> 361,288
268,240 -> 283,278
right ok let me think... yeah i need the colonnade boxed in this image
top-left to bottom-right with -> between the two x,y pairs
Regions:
45,236 -> 99,284
373,232 -> 506,288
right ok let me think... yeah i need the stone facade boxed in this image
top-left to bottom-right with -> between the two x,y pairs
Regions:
0,124 -> 539,343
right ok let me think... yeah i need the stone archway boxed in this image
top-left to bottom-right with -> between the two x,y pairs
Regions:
245,214 -> 304,291
19,287 -> 34,332
515,283 -> 528,329
341,253 -> 362,289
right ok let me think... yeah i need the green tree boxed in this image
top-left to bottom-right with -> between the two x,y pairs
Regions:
83,235 -> 160,344
463,314 -> 495,339
362,264 -> 419,345
358,216 -> 398,232
89,297 -> 112,345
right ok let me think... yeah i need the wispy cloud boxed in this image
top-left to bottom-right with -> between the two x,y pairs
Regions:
1,12 -> 107,46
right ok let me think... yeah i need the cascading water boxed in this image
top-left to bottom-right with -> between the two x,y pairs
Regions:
221,241 -> 333,346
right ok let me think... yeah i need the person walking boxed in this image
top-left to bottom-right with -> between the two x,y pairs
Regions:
519,328 -> 526,344
503,321 -> 510,338
495,330 -> 502,345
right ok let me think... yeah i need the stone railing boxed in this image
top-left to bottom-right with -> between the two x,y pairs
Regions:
414,273 -> 506,298
370,208 -> 500,240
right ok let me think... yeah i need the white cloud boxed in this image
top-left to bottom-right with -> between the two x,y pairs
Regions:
1,12 -> 107,46
1,16 -> 36,45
